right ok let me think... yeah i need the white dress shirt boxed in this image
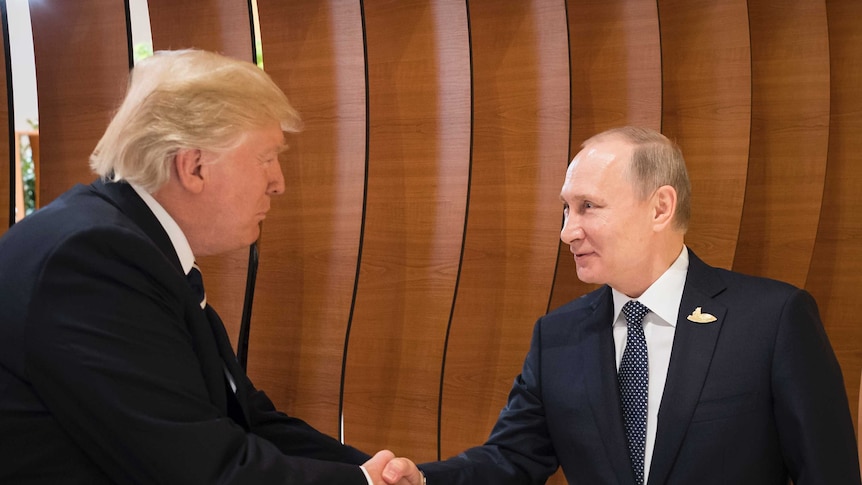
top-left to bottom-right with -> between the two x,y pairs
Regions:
612,246 -> 688,484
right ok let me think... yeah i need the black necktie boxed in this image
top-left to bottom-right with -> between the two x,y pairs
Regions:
619,300 -> 650,485
186,262 -> 207,309
189,266 -> 246,425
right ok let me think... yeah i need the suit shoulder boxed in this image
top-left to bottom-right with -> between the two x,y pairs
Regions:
709,265 -> 803,298
544,285 -> 609,319
3,189 -> 143,255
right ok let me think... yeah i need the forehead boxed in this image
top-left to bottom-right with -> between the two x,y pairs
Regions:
563,138 -> 633,192
236,124 -> 287,151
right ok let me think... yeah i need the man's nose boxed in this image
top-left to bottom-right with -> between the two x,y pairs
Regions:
268,161 -> 286,195
560,214 -> 583,244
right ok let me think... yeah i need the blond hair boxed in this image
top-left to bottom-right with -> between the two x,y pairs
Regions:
90,49 -> 302,192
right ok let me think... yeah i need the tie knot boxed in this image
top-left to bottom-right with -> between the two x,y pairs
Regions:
186,263 -> 206,309
622,300 -> 649,328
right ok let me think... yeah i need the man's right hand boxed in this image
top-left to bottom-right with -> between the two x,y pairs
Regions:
363,450 -> 424,485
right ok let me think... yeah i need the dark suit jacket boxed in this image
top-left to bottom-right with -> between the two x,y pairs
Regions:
0,180 -> 370,484
422,250 -> 860,484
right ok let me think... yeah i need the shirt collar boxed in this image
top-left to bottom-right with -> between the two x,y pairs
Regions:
612,246 -> 689,327
130,183 -> 196,275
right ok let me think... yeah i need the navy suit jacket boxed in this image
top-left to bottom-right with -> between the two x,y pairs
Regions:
422,250 -> 860,484
0,180 -> 370,484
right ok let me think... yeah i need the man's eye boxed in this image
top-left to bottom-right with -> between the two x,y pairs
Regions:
583,201 -> 594,210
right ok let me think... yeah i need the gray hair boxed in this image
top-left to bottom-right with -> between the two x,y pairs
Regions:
90,49 -> 302,192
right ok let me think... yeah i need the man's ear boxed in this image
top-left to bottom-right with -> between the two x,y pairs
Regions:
652,185 -> 677,230
174,148 -> 205,194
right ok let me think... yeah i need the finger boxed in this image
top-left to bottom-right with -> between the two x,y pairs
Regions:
382,457 -> 418,484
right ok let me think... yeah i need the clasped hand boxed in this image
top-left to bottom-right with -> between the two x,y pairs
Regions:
363,450 -> 423,485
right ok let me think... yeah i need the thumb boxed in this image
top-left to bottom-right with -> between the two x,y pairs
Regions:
382,457 -> 406,483
365,449 -> 396,470
383,457 -> 422,484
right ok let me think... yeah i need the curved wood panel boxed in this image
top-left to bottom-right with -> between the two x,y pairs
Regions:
733,0 -> 830,287
550,0 -> 662,311
148,0 -> 253,62
440,0 -> 570,459
342,0 -> 470,460
248,0 -> 366,439
807,0 -> 862,432
148,0 -> 256,350
657,0 -> 751,269
0,9 -> 10,234
29,0 -> 130,206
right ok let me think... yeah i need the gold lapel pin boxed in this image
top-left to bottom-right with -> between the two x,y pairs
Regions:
687,306 -> 717,324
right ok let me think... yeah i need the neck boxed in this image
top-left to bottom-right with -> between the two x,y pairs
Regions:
620,240 -> 685,298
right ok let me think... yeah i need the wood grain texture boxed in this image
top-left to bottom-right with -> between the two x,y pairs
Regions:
29,0 -> 130,206
733,0 -> 830,288
806,0 -> 862,432
148,0 -> 253,61
439,0 -> 570,459
342,0 -> 471,460
657,0 -> 751,269
250,0 -> 366,440
147,0 -> 255,349
550,0 -> 662,312
17,0 -> 862,469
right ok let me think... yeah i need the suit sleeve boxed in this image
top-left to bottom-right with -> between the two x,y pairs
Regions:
23,228 -> 369,485
420,318 -> 559,485
771,289 -> 861,484
242,377 -> 371,464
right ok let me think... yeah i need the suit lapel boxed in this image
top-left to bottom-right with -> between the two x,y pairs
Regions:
583,288 -> 636,485
90,179 -> 183,274
92,179 -> 247,425
205,305 -> 251,428
648,252 -> 727,485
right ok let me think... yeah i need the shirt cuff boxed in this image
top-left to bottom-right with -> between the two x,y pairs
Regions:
359,465 -> 374,485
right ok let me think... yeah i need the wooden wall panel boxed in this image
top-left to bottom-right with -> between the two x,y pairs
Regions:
733,0 -> 830,288
550,0 -> 662,311
250,0 -> 367,440
148,0 -> 253,62
657,0 -> 751,269
342,0 -> 471,460
29,0 -> 130,206
0,8 -> 9,235
439,0 -> 570,459
807,0 -> 862,431
17,0 -> 862,471
148,0 -> 254,349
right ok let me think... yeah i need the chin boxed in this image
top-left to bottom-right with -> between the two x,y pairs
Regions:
575,268 -> 601,285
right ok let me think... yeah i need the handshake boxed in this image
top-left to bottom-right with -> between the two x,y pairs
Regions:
363,450 -> 424,485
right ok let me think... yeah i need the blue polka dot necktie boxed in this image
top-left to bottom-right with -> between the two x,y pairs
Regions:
619,300 -> 650,485
186,262 -> 207,309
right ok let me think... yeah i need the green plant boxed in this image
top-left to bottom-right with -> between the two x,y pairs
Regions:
134,42 -> 153,63
19,119 -> 38,216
